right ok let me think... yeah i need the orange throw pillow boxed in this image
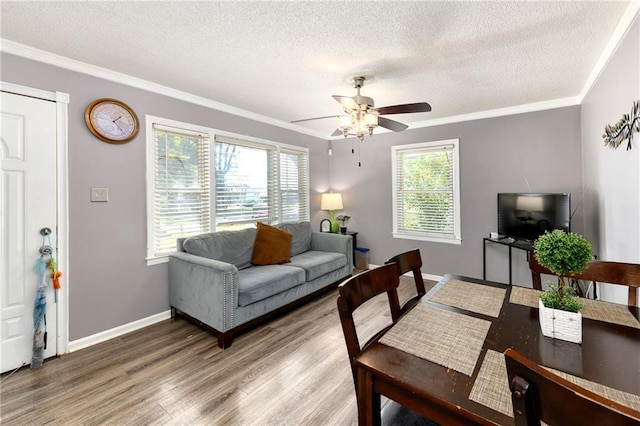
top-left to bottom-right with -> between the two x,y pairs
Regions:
251,222 -> 292,265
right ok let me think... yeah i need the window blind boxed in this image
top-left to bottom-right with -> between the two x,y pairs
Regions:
214,135 -> 278,228
152,125 -> 210,256
394,143 -> 457,240
280,148 -> 310,222
213,135 -> 309,229
146,118 -> 311,261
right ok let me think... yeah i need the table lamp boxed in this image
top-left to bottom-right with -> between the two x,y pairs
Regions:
321,193 -> 343,233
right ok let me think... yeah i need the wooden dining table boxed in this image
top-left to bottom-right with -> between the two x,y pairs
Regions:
353,274 -> 640,425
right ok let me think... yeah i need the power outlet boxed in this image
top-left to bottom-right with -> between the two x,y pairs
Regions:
91,187 -> 109,202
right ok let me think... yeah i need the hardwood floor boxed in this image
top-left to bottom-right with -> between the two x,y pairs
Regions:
1,275 -> 435,425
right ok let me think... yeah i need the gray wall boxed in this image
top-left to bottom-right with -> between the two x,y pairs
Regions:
328,106 -> 583,286
1,53 -> 328,340
2,50 -> 586,340
581,17 -> 639,304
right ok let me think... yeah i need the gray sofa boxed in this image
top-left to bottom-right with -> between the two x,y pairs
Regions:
168,221 -> 353,349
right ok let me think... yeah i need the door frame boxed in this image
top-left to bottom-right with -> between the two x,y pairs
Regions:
1,81 -> 70,355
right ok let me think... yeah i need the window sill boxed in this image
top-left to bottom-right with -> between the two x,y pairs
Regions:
393,233 -> 462,245
146,256 -> 169,266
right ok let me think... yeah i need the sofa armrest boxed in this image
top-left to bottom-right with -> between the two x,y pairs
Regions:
168,251 -> 239,332
311,232 -> 353,266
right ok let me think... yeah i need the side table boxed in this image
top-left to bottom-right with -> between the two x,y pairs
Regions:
482,237 -> 533,285
344,231 -> 358,267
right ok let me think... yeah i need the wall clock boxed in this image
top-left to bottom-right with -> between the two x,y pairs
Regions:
84,98 -> 139,144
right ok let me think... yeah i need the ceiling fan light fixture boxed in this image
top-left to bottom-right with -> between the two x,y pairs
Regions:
339,114 -> 352,138
339,114 -> 352,130
363,112 -> 378,129
291,76 -> 430,153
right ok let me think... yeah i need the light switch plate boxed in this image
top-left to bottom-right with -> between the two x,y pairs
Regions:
91,187 -> 109,202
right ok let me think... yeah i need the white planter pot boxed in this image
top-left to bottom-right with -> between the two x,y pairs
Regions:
538,299 -> 582,344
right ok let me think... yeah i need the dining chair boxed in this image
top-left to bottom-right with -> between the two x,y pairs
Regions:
386,249 -> 427,313
528,254 -> 640,307
504,348 -> 640,426
337,263 -> 436,426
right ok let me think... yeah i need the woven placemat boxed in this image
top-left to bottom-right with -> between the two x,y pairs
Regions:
509,286 -> 542,308
428,279 -> 506,318
469,349 -> 640,417
469,350 -> 513,417
509,287 -> 640,329
379,303 -> 491,376
581,298 -> 640,329
546,367 -> 640,412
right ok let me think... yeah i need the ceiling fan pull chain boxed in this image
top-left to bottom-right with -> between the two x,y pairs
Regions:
351,139 -> 355,154
358,140 -> 362,167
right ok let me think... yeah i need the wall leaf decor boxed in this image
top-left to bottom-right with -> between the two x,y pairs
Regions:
603,100 -> 640,150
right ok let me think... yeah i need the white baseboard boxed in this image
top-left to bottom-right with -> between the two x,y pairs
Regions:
423,273 -> 444,282
68,269 -> 443,353
368,263 -> 443,283
68,310 -> 171,353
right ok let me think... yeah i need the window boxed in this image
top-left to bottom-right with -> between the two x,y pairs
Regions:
146,118 -> 211,261
392,139 -> 461,244
146,116 -> 310,263
214,135 -> 309,230
279,148 -> 310,223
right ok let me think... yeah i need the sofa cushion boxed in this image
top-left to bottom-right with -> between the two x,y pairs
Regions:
237,265 -> 305,306
277,221 -> 312,257
183,228 -> 256,270
288,250 -> 347,281
251,222 -> 292,265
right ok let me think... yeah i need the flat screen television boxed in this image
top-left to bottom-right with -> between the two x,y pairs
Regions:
497,193 -> 571,242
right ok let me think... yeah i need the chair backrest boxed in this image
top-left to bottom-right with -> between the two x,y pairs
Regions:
337,263 -> 402,385
386,249 -> 426,312
504,348 -> 640,426
529,254 -> 640,307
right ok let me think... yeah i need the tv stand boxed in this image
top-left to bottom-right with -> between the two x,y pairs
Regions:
483,237 -> 533,285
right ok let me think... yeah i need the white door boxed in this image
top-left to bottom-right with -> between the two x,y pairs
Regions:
1,91 -> 58,372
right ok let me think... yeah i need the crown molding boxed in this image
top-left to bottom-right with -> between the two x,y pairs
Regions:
329,96 -> 581,139
405,97 -> 581,131
578,2 -> 640,103
0,39 -> 329,140
2,13 -> 635,143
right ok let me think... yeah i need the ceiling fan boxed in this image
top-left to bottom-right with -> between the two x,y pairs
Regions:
292,76 -> 432,141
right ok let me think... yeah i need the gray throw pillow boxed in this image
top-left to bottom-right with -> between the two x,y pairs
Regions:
277,221 -> 312,257
183,228 -> 257,270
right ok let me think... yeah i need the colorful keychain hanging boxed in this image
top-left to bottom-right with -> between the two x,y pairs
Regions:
31,228 -> 62,369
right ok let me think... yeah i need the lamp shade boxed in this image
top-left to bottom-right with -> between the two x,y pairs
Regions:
363,112 -> 378,128
516,195 -> 544,212
339,115 -> 352,130
321,193 -> 343,211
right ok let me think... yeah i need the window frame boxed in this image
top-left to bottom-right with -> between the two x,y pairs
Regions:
213,132 -> 310,230
391,139 -> 462,245
145,117 -> 310,265
145,116 -> 214,265
278,147 -> 310,225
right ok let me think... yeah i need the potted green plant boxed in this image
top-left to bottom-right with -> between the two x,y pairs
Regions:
336,215 -> 351,234
533,229 -> 593,343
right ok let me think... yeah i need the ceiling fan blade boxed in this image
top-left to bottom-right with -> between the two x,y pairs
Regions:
291,115 -> 339,123
373,102 -> 432,115
378,116 -> 408,132
332,95 -> 358,111
331,129 -> 342,137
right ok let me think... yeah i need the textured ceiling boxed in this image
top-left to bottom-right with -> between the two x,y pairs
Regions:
0,1 -> 635,138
